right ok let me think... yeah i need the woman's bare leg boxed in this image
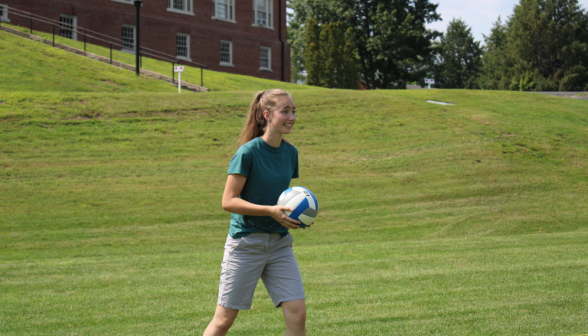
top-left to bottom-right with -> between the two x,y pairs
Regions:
203,305 -> 239,336
281,299 -> 306,336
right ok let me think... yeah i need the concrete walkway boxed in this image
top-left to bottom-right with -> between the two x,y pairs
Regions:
1,25 -> 209,92
532,91 -> 588,101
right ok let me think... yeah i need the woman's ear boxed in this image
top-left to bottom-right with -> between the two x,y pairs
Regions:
263,110 -> 271,121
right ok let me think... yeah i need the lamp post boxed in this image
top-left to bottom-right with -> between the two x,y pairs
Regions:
134,0 -> 142,76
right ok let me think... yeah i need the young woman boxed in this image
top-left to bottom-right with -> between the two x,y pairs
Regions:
203,89 -> 310,336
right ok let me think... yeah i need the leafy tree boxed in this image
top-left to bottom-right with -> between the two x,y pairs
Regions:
433,18 -> 482,88
338,0 -> 441,89
290,0 -> 440,89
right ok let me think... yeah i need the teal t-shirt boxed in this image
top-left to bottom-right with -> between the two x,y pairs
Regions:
227,137 -> 299,238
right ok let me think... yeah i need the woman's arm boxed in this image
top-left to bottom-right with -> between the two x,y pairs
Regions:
222,174 -> 302,229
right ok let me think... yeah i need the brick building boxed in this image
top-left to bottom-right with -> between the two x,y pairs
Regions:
2,0 -> 290,82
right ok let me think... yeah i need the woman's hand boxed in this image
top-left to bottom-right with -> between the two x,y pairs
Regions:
268,206 -> 302,229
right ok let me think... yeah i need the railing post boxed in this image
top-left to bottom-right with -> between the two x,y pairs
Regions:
84,30 -> 87,52
30,15 -> 33,34
135,0 -> 141,76
110,44 -> 113,64
172,62 -> 175,84
201,66 -> 203,87
52,25 -> 55,46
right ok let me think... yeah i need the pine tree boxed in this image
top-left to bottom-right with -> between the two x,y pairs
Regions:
505,0 -> 588,91
435,18 -> 482,89
332,22 -> 347,88
318,22 -> 346,88
319,23 -> 336,88
305,18 -> 321,86
287,0 -> 339,82
477,17 -> 510,90
306,20 -> 359,89
342,27 -> 359,89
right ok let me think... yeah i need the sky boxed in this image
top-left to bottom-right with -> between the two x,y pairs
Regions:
426,0 -> 588,43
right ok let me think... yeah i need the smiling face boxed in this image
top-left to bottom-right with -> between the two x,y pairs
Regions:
264,96 -> 296,135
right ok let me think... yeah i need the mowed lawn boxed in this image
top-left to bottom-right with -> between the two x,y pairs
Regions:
0,24 -> 313,93
1,88 -> 587,335
0,30 -> 178,93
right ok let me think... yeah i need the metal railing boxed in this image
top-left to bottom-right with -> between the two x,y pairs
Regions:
0,5 -> 208,87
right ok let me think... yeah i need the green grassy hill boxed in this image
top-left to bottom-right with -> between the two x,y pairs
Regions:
1,28 -> 587,335
1,24 -> 314,92
2,89 -> 587,335
0,30 -> 179,93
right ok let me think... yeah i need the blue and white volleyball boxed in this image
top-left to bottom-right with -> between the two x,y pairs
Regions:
277,187 -> 319,227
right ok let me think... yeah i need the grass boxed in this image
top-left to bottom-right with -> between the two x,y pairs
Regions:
1,88 -> 587,335
1,27 -> 588,335
1,23 -> 314,92
0,30 -> 178,93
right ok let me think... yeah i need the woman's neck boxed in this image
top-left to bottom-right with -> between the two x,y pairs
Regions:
262,131 -> 282,148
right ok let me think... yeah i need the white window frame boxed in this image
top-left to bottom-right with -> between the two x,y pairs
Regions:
176,33 -> 191,61
111,0 -> 133,4
220,40 -> 233,67
59,14 -> 77,40
212,0 -> 236,23
260,46 -> 272,71
167,0 -> 194,16
252,0 -> 273,29
121,24 -> 136,53
0,3 -> 10,23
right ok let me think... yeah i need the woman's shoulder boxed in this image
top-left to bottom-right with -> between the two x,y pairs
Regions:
283,140 -> 298,152
236,138 -> 262,154
236,138 -> 297,155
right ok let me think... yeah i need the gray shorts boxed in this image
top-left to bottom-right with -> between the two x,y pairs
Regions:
217,232 -> 305,310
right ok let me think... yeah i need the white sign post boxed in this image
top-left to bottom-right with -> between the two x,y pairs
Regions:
425,78 -> 435,89
174,66 -> 185,93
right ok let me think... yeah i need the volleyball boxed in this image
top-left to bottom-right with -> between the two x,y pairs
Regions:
277,187 -> 319,227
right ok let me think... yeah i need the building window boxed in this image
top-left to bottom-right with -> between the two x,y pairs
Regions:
0,3 -> 10,23
176,33 -> 190,60
168,0 -> 194,15
212,0 -> 235,22
59,14 -> 77,40
252,0 -> 272,28
111,0 -> 133,4
220,40 -> 232,66
122,25 -> 136,51
260,47 -> 271,71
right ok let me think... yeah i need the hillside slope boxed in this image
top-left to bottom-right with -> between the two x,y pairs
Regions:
1,24 -> 315,92
2,89 -> 586,240
0,30 -> 181,93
